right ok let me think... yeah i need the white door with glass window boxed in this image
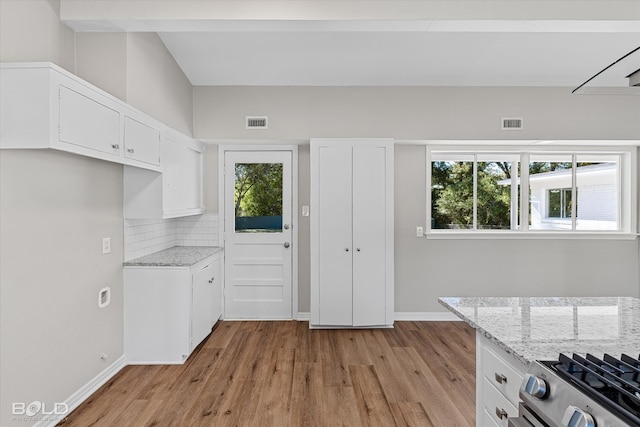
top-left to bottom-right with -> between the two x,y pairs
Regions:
223,151 -> 293,319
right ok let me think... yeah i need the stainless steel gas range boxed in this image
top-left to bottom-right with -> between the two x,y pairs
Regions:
509,353 -> 640,427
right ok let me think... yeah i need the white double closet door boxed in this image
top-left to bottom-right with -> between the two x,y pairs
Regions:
311,139 -> 394,327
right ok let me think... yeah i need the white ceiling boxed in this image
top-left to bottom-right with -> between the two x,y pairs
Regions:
59,0 -> 640,89
158,27 -> 640,87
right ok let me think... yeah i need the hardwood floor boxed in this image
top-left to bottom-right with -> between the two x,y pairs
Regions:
58,321 -> 476,427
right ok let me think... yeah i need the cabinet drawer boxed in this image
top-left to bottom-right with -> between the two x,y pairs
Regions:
482,345 -> 524,407
483,378 -> 518,427
483,408 -> 501,427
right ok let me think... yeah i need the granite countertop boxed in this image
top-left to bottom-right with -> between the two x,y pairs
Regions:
439,296 -> 640,366
123,246 -> 222,267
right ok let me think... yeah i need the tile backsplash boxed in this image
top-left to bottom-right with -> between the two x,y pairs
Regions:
124,213 -> 219,261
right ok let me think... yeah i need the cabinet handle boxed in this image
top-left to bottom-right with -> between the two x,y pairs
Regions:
494,373 -> 507,384
345,248 -> 349,252
208,277 -> 214,284
356,248 -> 361,252
111,144 -> 120,150
495,407 -> 508,420
127,148 -> 135,153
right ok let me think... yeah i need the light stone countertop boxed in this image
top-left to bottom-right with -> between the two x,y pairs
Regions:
439,296 -> 640,366
123,246 -> 222,267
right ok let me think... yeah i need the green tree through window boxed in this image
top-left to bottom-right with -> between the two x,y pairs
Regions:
234,163 -> 283,232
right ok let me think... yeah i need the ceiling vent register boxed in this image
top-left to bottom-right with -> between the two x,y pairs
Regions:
501,117 -> 524,130
246,116 -> 268,129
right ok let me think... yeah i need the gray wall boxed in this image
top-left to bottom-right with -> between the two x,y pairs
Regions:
0,2 -> 194,425
75,32 -> 194,136
0,0 -> 75,71
193,86 -> 640,313
0,150 -> 124,427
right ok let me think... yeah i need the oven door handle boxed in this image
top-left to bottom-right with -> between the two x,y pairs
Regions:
509,403 -> 550,427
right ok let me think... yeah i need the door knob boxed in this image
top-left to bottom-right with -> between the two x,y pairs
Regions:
284,242 -> 290,248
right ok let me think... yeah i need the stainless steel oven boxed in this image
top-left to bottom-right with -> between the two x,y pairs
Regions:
507,353 -> 640,427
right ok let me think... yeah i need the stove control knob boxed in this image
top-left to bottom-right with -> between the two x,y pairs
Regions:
562,406 -> 595,427
522,374 -> 548,399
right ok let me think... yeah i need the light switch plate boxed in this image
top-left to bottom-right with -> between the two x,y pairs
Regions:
102,237 -> 111,254
302,206 -> 310,217
416,226 -> 424,237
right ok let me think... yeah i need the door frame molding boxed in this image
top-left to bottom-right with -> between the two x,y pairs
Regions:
218,144 -> 299,320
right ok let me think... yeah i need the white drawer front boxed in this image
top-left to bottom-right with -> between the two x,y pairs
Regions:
483,408 -> 501,427
482,345 -> 524,407
483,377 -> 518,427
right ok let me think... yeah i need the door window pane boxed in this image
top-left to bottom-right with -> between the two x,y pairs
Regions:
234,163 -> 283,233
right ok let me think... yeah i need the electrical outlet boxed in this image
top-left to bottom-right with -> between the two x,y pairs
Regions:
416,226 -> 424,237
102,237 -> 111,254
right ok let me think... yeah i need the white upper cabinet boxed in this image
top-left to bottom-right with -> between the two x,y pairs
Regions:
58,85 -> 121,156
162,131 -> 203,215
123,115 -> 161,166
2,63 -> 204,219
0,62 -> 165,171
123,130 -> 204,219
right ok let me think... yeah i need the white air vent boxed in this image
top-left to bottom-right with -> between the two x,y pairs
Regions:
501,117 -> 524,130
246,116 -> 268,129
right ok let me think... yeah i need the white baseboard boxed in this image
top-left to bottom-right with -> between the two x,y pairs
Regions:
394,312 -> 461,321
297,312 -> 460,322
33,355 -> 127,427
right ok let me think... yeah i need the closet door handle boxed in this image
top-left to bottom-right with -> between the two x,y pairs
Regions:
345,248 -> 349,252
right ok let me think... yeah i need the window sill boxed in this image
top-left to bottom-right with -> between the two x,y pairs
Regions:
425,231 -> 637,240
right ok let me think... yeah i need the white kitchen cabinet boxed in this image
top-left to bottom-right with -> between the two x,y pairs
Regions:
477,333 -> 526,427
58,85 -> 121,156
123,130 -> 204,219
123,114 -> 161,166
124,254 -> 222,364
310,139 -> 394,328
0,62 -> 166,171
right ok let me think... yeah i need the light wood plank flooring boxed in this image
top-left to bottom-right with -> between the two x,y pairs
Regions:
58,321 -> 475,427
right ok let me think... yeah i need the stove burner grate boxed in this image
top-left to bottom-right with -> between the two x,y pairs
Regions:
552,352 -> 640,426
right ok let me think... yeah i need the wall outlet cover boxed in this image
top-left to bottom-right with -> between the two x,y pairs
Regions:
102,237 -> 111,254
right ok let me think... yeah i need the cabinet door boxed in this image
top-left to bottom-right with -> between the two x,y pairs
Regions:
210,259 -> 223,322
58,85 -> 120,155
162,135 -> 204,216
352,146 -> 388,326
163,136 -> 187,213
317,145 -> 353,326
183,144 -> 203,210
123,116 -> 160,165
191,262 -> 216,351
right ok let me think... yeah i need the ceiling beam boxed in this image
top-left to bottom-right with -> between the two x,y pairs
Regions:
60,1 -> 640,32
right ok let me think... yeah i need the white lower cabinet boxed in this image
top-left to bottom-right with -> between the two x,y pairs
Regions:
476,332 -> 526,426
124,254 -> 221,364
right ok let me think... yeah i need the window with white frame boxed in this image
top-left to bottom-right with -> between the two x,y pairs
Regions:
427,147 -> 635,235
